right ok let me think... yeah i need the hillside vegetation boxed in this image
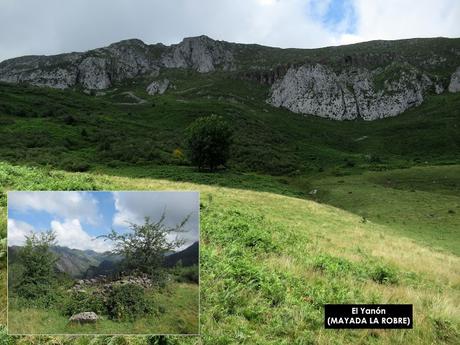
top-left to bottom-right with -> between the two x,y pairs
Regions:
0,162 -> 459,344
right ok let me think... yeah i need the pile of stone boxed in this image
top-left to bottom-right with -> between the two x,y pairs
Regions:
69,311 -> 99,324
71,274 -> 153,294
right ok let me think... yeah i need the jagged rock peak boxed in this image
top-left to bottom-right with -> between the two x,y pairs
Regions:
0,35 -> 235,90
108,38 -> 147,48
161,35 -> 235,72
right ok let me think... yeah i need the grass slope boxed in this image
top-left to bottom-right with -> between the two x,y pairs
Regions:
306,165 -> 460,255
1,162 -> 459,344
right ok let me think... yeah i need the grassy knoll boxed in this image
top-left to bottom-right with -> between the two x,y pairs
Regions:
0,161 -> 459,344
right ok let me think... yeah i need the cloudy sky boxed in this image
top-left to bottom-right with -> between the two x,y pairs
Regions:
8,191 -> 199,252
0,0 -> 459,62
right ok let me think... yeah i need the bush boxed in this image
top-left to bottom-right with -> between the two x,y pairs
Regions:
61,159 -> 91,172
173,265 -> 199,284
185,114 -> 233,171
369,264 -> 398,284
62,290 -> 107,317
63,115 -> 77,125
106,284 -> 152,321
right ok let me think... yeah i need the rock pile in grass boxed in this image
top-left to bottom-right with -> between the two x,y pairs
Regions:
69,311 -> 99,324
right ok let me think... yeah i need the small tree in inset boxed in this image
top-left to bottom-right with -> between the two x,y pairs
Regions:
15,230 -> 57,300
100,214 -> 189,279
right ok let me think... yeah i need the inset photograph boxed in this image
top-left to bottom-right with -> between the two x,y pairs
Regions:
7,191 -> 199,335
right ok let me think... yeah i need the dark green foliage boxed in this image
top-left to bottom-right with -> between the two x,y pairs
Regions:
62,290 -> 107,317
14,231 -> 58,301
369,264 -> 399,284
100,216 -> 188,278
185,114 -> 233,171
60,158 -> 91,172
106,284 -> 152,321
172,264 -> 199,284
64,115 -> 76,125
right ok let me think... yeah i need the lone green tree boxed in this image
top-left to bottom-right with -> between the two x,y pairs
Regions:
100,214 -> 189,278
185,114 -> 233,171
15,230 -> 57,300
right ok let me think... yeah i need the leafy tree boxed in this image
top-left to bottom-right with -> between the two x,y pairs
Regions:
100,215 -> 189,278
185,114 -> 233,171
14,231 -> 57,300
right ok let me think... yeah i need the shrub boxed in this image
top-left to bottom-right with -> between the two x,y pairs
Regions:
61,159 -> 91,172
369,264 -> 398,284
185,114 -> 233,171
173,265 -> 199,284
62,290 -> 107,317
63,115 -> 77,125
106,284 -> 152,321
172,148 -> 185,160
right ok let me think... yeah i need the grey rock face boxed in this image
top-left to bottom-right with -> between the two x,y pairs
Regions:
268,63 -> 433,121
160,35 -> 234,72
0,54 -> 80,89
0,36 -> 233,90
78,57 -> 111,90
146,79 -> 170,95
448,67 -> 460,92
69,311 -> 99,323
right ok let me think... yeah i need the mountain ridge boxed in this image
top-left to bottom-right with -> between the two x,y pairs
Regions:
0,35 -> 459,121
8,242 -> 198,278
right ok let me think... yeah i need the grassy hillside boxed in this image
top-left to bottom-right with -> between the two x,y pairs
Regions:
0,161 -> 459,344
0,73 -> 459,176
0,41 -> 459,342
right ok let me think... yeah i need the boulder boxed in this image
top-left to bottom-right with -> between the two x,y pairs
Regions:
448,67 -> 460,93
146,79 -> 170,95
69,312 -> 99,324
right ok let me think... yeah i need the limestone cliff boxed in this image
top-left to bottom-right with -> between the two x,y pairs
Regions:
268,62 -> 447,121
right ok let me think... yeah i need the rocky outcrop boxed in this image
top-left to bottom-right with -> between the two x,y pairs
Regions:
78,57 -> 111,90
448,67 -> 460,92
0,36 -> 234,90
268,63 -> 437,121
69,312 -> 99,324
160,35 -> 234,72
146,79 -> 170,95
0,54 -> 80,89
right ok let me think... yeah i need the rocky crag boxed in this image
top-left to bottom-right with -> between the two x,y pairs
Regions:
0,36 -> 234,90
268,62 -> 446,121
1,35 -> 459,121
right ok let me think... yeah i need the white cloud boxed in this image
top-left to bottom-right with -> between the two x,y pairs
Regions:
338,0 -> 460,45
7,219 -> 34,246
8,191 -> 101,225
51,218 -> 112,252
1,1 -> 459,62
8,217 -> 112,252
112,192 -> 199,250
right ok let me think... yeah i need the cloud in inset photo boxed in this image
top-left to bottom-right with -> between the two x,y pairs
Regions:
7,191 -> 199,252
112,191 -> 199,249
8,191 -> 102,225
